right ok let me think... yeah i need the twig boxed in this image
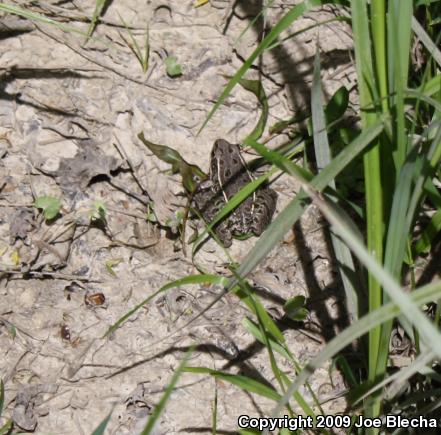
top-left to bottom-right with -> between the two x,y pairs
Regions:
1,269 -> 103,282
113,135 -> 151,201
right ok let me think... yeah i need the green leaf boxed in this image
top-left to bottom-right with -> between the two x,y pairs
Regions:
0,379 -> 12,435
90,200 -> 107,223
165,56 -> 182,77
242,318 -> 291,360
411,15 -> 441,69
34,196 -> 61,220
269,109 -> 310,135
0,3 -> 99,40
91,408 -> 113,435
7,324 -> 16,339
86,0 -> 108,42
311,51 -> 360,321
165,210 -> 184,234
270,281 -> 441,422
138,132 -> 206,193
324,86 -> 349,126
237,78 -> 268,144
105,258 -> 123,277
0,379 -> 4,417
0,420 -> 13,435
414,208 -> 441,254
235,282 -> 285,343
284,296 -> 308,322
146,210 -> 158,223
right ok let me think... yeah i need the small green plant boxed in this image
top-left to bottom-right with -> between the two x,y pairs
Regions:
165,56 -> 182,77
284,296 -> 308,322
166,210 -> 184,235
90,408 -> 113,435
105,258 -> 123,277
138,132 -> 206,193
0,379 -> 13,434
89,200 -> 107,224
85,0 -> 110,42
118,14 -> 150,73
34,196 -> 61,220
146,206 -> 158,223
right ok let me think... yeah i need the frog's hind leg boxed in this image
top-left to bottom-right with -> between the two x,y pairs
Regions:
251,188 -> 277,236
214,220 -> 233,248
208,195 -> 233,248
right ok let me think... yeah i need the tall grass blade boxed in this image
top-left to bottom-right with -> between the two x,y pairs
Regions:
354,350 -> 435,405
91,409 -> 113,435
198,0 -> 334,134
0,3 -> 88,37
383,124 -> 441,359
412,16 -> 441,67
103,274 -> 227,337
184,368 -> 281,401
140,347 -> 195,435
86,0 -> 108,42
312,189 -> 441,357
351,2 -> 384,408
388,0 -> 412,169
236,120 -> 384,281
265,279 -> 441,433
0,380 -> 4,418
311,49 -> 359,320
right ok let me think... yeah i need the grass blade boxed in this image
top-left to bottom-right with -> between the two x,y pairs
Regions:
412,16 -> 441,67
198,0 -> 332,134
266,279 -> 441,432
184,368 -> 281,401
140,347 -> 195,435
91,408 -> 113,435
311,48 -> 360,320
86,0 -> 108,42
103,274 -> 227,337
235,120 -> 384,281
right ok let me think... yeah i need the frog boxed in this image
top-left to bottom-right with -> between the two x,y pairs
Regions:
193,139 -> 277,247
